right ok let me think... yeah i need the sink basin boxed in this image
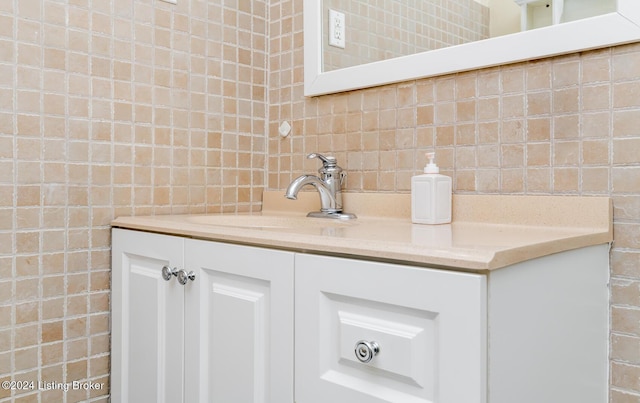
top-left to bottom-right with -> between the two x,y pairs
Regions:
185,214 -> 354,229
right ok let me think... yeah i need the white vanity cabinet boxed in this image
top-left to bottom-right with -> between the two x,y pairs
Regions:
111,228 -> 295,403
112,227 -> 609,403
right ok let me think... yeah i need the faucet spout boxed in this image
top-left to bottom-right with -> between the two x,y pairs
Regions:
285,175 -> 337,212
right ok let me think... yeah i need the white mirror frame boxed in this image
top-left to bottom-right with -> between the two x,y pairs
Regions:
304,0 -> 640,96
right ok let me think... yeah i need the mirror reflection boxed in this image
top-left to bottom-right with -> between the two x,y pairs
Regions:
322,0 -> 616,72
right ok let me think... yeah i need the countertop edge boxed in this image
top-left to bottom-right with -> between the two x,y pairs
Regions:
110,215 -> 612,272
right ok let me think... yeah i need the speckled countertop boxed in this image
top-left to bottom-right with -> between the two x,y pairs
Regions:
111,192 -> 612,272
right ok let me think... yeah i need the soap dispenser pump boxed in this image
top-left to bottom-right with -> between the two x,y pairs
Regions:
411,152 -> 452,224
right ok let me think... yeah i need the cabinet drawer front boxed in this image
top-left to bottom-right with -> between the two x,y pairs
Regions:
295,254 -> 486,403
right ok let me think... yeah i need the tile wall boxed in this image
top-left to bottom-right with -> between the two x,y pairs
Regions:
1,0 -> 639,401
269,1 -> 640,401
0,0 -> 266,402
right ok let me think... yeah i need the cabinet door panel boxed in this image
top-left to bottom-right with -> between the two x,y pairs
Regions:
211,275 -> 269,402
184,239 -> 294,403
111,229 -> 185,403
295,254 -> 487,403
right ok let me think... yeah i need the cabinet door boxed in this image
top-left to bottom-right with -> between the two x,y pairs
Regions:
111,229 -> 185,403
295,254 -> 487,403
183,239 -> 294,403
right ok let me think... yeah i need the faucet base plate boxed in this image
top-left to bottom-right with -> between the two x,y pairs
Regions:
307,211 -> 357,220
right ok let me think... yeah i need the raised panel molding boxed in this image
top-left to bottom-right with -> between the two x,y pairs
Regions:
128,260 -> 172,403
318,291 -> 437,402
210,278 -> 269,402
338,311 -> 434,389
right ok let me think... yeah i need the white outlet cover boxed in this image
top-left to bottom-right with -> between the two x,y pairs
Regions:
328,9 -> 345,49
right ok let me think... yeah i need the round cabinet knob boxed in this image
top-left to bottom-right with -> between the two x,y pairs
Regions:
177,269 -> 196,285
354,340 -> 380,363
161,266 -> 178,281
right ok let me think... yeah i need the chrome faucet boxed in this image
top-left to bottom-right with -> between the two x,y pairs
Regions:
285,153 -> 356,220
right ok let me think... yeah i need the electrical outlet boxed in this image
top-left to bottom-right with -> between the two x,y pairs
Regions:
328,9 -> 345,49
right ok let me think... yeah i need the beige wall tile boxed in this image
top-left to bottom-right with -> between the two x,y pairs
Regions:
42,321 -> 63,344
582,167 -> 610,193
41,343 -> 64,368
0,330 -> 10,353
15,302 -> 38,325
14,347 -> 38,371
612,361 -> 640,393
14,324 -> 38,349
42,298 -> 64,321
613,167 -> 640,194
614,138 -> 640,165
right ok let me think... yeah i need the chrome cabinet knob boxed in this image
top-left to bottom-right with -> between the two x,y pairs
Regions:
177,269 -> 196,285
354,340 -> 380,363
161,265 -> 178,281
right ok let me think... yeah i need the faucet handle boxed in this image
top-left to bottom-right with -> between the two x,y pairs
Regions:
307,153 -> 337,168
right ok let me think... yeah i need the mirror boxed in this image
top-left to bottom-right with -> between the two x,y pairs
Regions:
304,0 -> 640,96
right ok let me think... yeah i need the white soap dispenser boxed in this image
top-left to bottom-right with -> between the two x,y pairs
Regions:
411,152 -> 452,224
